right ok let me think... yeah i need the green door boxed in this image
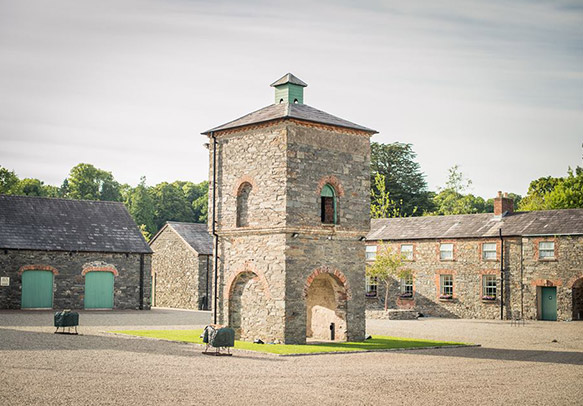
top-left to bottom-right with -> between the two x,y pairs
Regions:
541,287 -> 557,321
84,272 -> 114,309
21,270 -> 54,309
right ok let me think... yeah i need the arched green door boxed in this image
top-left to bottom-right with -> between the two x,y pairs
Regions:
84,272 -> 114,309
21,270 -> 54,309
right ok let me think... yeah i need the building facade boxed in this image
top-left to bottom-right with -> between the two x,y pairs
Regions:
0,195 -> 152,310
365,193 -> 583,321
150,222 -> 212,310
204,73 -> 375,344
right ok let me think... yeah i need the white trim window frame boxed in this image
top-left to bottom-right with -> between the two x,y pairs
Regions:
401,244 -> 413,261
482,243 -> 497,260
539,241 -> 555,259
482,275 -> 497,299
440,243 -> 454,260
366,245 -> 377,261
440,274 -> 453,296
365,276 -> 378,297
400,274 -> 413,295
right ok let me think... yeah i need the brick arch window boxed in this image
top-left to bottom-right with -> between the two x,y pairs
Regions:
321,184 -> 337,224
236,182 -> 252,227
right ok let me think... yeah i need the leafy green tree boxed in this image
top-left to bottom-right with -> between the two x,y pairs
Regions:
0,166 -> 19,194
370,173 -> 409,218
150,182 -> 195,231
430,165 -> 490,215
126,177 -> 156,235
366,243 -> 411,311
371,142 -> 433,216
191,181 -> 209,223
519,167 -> 583,211
18,178 -> 44,196
66,163 -> 121,201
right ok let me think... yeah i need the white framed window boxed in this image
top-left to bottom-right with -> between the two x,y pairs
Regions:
440,243 -> 454,260
440,274 -> 453,297
365,276 -> 377,297
366,245 -> 377,260
482,275 -> 497,299
401,244 -> 413,260
482,243 -> 497,260
400,274 -> 413,296
539,241 -> 555,259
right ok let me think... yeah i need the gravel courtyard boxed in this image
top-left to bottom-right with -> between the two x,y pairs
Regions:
1,309 -> 581,406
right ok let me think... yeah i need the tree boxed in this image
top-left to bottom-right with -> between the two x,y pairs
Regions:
370,173 -> 409,218
371,142 -> 433,216
126,177 -> 156,236
519,167 -> 583,211
365,243 -> 411,311
0,166 -> 19,194
430,165 -> 489,215
150,182 -> 195,231
18,178 -> 44,196
66,163 -> 121,201
191,181 -> 209,223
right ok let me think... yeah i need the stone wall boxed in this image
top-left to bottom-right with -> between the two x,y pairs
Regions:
286,123 -> 370,232
150,227 -> 211,310
366,235 -> 583,321
0,249 -> 151,310
217,233 -> 287,342
210,120 -> 370,343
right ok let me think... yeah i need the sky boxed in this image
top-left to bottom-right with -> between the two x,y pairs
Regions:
0,0 -> 582,199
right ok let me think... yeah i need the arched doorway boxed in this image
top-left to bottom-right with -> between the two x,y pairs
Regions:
573,278 -> 583,320
306,272 -> 348,341
84,271 -> 114,309
21,270 -> 54,309
228,271 -> 269,341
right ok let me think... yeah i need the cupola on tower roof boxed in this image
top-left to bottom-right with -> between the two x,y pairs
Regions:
270,73 -> 307,105
202,73 -> 377,135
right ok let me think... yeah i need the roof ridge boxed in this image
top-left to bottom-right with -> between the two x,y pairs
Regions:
0,194 -> 124,205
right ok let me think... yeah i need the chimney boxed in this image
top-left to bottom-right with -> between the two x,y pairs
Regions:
270,73 -> 308,104
494,191 -> 514,216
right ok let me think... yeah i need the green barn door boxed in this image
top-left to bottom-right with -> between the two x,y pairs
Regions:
541,287 -> 557,321
21,271 -> 54,309
84,272 -> 114,309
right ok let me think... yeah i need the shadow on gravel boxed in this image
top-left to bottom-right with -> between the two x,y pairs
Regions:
0,309 -> 211,327
0,328 -> 281,362
421,346 -> 583,366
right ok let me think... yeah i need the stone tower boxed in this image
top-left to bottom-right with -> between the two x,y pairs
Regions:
203,73 -> 376,344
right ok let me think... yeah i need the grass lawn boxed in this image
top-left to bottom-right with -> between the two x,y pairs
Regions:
112,329 -> 470,355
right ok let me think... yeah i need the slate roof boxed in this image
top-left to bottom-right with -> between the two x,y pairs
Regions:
367,209 -> 583,241
270,73 -> 308,87
202,102 -> 377,135
0,195 -> 151,253
152,222 -> 212,255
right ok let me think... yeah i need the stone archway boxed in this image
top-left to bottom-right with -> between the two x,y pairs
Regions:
227,271 -> 270,341
572,278 -> 583,320
305,268 -> 349,341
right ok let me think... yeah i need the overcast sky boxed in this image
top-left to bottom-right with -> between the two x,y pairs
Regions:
1,0 -> 582,198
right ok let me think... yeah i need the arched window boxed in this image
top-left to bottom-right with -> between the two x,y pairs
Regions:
237,182 -> 252,227
320,184 -> 336,224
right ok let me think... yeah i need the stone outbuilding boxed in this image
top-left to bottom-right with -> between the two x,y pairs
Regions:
0,195 -> 152,310
366,192 -> 583,321
150,222 -> 212,310
203,73 -> 376,344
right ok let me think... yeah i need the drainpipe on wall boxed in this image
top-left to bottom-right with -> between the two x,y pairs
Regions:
499,228 -> 504,320
139,253 -> 144,310
205,255 -> 210,311
211,132 -> 219,324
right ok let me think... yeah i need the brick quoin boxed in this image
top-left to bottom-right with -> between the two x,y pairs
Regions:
18,264 -> 59,275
